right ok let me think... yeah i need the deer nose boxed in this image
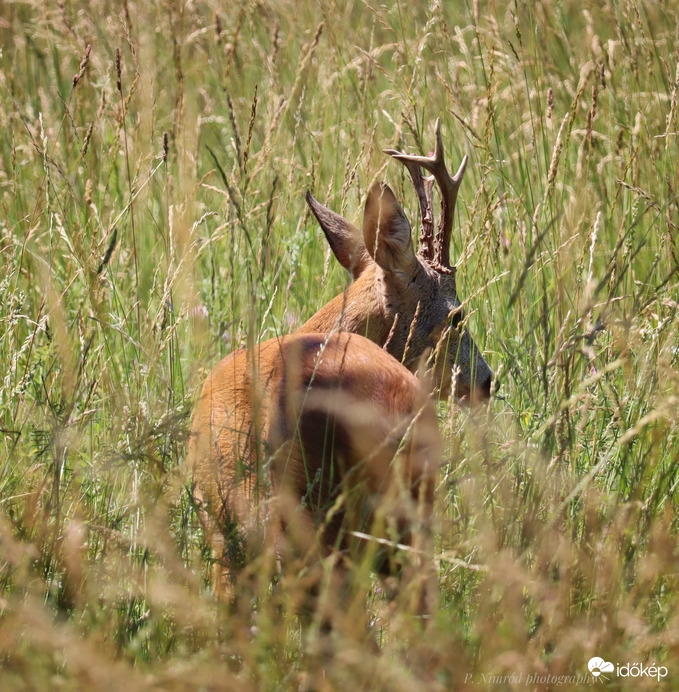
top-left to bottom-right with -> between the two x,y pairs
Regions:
479,372 -> 492,399
471,372 -> 492,405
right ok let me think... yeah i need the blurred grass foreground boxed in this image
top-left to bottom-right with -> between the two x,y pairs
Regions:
1,1 -> 678,689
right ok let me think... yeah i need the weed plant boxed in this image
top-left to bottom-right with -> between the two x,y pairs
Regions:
0,1 -> 678,689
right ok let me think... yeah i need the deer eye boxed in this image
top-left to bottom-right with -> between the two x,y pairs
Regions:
451,309 -> 464,329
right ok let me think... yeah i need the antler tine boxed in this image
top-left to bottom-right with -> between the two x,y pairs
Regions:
385,118 -> 467,269
383,150 -> 436,262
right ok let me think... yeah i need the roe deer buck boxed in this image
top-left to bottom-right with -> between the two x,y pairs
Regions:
189,332 -> 442,609
189,119 -> 491,601
302,118 -> 492,403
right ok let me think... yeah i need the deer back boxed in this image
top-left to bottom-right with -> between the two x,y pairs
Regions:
189,332 -> 442,566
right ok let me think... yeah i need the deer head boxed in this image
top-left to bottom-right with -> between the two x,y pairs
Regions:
302,119 -> 493,404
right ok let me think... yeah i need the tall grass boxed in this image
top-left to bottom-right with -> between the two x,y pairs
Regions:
0,0 -> 678,689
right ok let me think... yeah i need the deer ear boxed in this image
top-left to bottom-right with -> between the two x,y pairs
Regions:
306,192 -> 371,279
362,182 -> 416,275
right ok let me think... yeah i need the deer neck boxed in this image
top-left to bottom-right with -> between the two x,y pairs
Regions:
298,266 -> 393,346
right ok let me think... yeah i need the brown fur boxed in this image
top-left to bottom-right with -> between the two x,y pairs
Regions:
189,333 -> 441,594
190,137 -> 491,608
304,181 -> 493,402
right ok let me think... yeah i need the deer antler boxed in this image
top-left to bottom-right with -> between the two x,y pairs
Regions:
384,118 -> 467,271
381,154 -> 437,264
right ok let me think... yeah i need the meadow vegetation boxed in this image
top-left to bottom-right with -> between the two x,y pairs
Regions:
0,0 -> 678,689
